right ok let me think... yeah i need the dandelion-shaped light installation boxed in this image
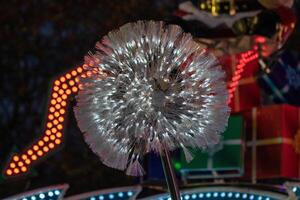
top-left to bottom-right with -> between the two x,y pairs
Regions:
74,21 -> 230,176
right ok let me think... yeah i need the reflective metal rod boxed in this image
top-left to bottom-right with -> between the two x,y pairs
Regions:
160,146 -> 181,200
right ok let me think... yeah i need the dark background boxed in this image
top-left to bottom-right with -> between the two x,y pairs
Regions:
0,0 -> 299,198
0,0 -> 177,198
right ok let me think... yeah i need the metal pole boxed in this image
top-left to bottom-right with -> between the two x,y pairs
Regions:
160,146 -> 181,200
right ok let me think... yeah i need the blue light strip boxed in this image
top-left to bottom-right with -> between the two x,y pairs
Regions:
14,189 -> 62,200
157,192 -> 274,200
4,184 -> 68,200
88,190 -> 135,200
143,190 -> 285,200
64,186 -> 141,200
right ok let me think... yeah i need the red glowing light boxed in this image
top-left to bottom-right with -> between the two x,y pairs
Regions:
62,94 -> 68,100
48,114 -> 54,120
255,36 -> 266,44
37,150 -> 43,156
46,130 -> 52,136
60,77 -> 66,82
52,93 -> 58,98
47,122 -> 53,128
72,87 -> 78,93
61,101 -> 67,107
18,161 -> 24,167
6,169 -> 12,175
55,104 -> 61,110
57,124 -> 63,130
49,143 -> 55,149
13,156 -> 19,162
227,50 -> 258,104
43,146 -> 49,152
49,107 -> 55,113
58,117 -> 64,123
50,135 -> 56,141
54,112 -> 60,117
53,119 -> 59,125
69,80 -> 75,86
66,89 -> 71,95
77,67 -> 83,73
27,150 -> 33,155
21,166 -> 27,172
51,99 -> 57,105
58,89 -> 64,95
38,141 -> 44,147
43,136 -> 49,142
55,139 -> 61,145
10,163 -> 16,168
33,145 -> 39,151
66,73 -> 72,79
62,83 -> 68,90
53,86 -> 59,91
51,128 -> 57,134
54,80 -> 60,85
56,132 -> 62,138
14,168 -> 20,174
59,109 -> 65,115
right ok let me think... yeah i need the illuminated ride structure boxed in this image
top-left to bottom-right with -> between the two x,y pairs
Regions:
2,50 -> 258,178
1,42 -> 271,200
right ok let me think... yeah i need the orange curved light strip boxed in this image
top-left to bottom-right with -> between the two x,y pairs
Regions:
4,66 -> 86,177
